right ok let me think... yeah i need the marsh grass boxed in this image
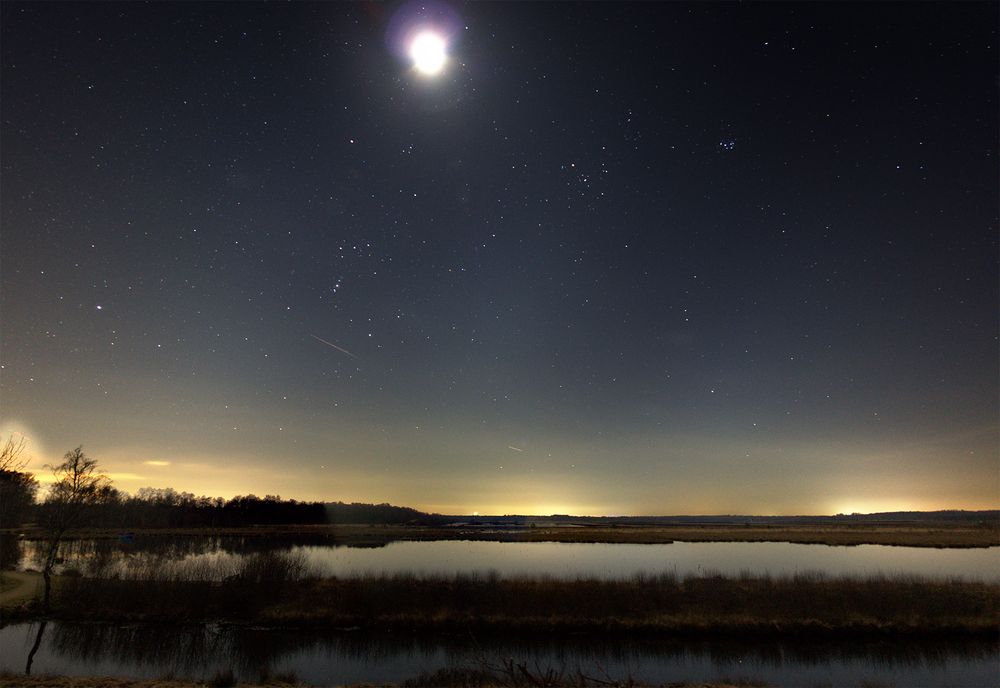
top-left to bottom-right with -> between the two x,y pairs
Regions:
281,569 -> 996,634
48,551 -> 309,619
38,552 -> 999,636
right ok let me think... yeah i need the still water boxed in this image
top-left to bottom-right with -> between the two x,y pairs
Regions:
1,622 -> 996,687
291,540 -> 1000,580
16,537 -> 1000,581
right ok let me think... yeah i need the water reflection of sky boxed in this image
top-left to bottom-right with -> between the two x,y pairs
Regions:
17,538 -> 1000,581
292,540 -> 1000,581
1,622 -> 997,687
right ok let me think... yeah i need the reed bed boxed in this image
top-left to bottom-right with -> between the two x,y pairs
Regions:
30,553 -> 998,637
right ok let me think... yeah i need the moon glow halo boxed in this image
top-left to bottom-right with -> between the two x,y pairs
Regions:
409,31 -> 447,75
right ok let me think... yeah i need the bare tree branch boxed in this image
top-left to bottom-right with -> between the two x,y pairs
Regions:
38,446 -> 113,611
0,433 -> 29,471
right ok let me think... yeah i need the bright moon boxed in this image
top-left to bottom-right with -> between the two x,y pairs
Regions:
410,31 -> 447,75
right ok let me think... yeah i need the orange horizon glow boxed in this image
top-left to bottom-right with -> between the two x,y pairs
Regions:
6,424 -> 997,518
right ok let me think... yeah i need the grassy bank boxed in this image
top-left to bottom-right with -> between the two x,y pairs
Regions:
6,521 -> 999,547
10,556 -> 997,638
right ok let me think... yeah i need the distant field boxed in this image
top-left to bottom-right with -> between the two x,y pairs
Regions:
460,523 -> 1000,548
9,521 -> 998,547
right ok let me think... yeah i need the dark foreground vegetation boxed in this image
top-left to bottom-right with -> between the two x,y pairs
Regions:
7,553 -> 996,639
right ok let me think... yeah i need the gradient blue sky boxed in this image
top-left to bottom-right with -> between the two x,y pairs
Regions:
2,2 -> 996,514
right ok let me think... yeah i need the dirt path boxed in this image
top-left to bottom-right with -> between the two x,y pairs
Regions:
0,571 -> 42,607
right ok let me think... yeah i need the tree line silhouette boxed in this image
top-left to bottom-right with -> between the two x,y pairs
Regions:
0,436 -> 429,532
45,487 -> 428,529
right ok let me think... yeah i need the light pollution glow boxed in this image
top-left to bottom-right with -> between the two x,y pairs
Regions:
5,419 -> 996,516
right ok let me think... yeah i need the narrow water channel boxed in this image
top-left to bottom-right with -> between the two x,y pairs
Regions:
1,622 -> 996,687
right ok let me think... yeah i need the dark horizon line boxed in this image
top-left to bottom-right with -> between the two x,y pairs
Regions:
31,479 -> 998,521
435,509 -> 1000,519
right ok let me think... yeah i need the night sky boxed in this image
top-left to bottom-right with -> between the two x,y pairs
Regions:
1,2 -> 996,515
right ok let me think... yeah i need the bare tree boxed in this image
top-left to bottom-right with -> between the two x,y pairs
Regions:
38,446 -> 113,611
0,432 -> 29,471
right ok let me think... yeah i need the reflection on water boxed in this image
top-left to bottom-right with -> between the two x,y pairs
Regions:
23,620 -> 46,676
16,536 -> 1000,581
16,534 -> 388,579
18,533 -> 379,569
0,532 -> 22,570
7,537 -> 997,685
0,621 -> 996,687
293,539 -> 1000,581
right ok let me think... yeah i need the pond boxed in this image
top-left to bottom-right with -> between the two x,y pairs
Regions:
1,622 -> 996,687
16,536 -> 1000,581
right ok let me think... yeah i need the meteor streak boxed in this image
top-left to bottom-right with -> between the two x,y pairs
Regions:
310,334 -> 358,359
